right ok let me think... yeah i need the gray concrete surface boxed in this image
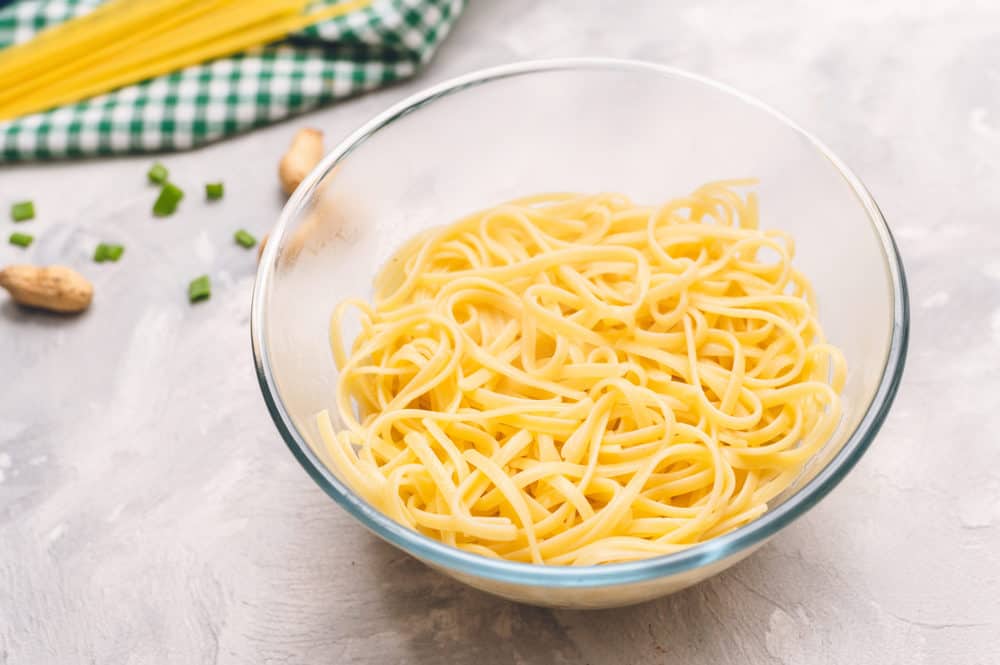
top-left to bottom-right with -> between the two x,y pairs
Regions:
2,0 -> 999,662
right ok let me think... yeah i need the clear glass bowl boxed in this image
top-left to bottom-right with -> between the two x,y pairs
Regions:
251,59 -> 909,609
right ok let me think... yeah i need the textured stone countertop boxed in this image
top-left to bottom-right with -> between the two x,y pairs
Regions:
2,1 -> 999,663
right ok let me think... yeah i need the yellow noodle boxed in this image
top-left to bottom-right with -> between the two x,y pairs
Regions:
0,0 -> 369,121
319,180 -> 846,565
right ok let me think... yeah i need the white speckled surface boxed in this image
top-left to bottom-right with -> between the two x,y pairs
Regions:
2,1 -> 998,662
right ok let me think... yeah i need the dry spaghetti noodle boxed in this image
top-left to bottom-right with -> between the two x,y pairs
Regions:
319,180 -> 846,566
0,0 -> 369,121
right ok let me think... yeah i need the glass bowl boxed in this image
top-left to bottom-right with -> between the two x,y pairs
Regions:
251,58 -> 909,609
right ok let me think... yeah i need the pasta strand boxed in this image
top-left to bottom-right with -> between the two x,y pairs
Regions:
319,181 -> 846,565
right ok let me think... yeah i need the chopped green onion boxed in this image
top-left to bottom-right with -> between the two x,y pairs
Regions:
234,229 -> 257,248
148,162 -> 169,184
94,243 -> 125,263
9,232 -> 33,248
188,275 -> 211,303
205,182 -> 224,200
11,201 -> 35,222
153,183 -> 184,217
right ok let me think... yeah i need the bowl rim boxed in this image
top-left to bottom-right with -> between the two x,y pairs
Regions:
251,57 -> 910,587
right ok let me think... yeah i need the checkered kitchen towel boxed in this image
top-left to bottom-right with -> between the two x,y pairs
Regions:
0,0 -> 464,162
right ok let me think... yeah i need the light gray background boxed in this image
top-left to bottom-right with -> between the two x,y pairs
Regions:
2,1 -> 998,663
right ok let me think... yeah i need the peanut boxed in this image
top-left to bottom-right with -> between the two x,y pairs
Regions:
257,233 -> 269,263
0,265 -> 93,313
278,128 -> 324,195
257,196 -> 344,266
255,219 -> 310,266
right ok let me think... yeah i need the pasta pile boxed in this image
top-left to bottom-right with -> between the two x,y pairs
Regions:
320,181 -> 846,565
0,0 -> 368,121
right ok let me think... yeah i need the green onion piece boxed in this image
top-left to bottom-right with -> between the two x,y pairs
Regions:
234,229 -> 257,248
11,201 -> 35,222
9,232 -> 33,248
188,275 -> 211,303
153,183 -> 184,217
148,162 -> 169,184
205,182 -> 224,200
94,243 -> 125,262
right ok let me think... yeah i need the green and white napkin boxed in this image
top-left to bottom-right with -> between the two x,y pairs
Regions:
0,0 -> 464,162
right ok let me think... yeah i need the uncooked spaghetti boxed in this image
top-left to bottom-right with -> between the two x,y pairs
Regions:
0,0 -> 369,121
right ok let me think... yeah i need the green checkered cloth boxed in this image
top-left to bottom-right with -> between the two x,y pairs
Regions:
0,0 -> 464,162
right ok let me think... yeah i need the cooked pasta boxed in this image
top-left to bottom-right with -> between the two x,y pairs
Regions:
0,0 -> 369,122
318,180 -> 846,565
